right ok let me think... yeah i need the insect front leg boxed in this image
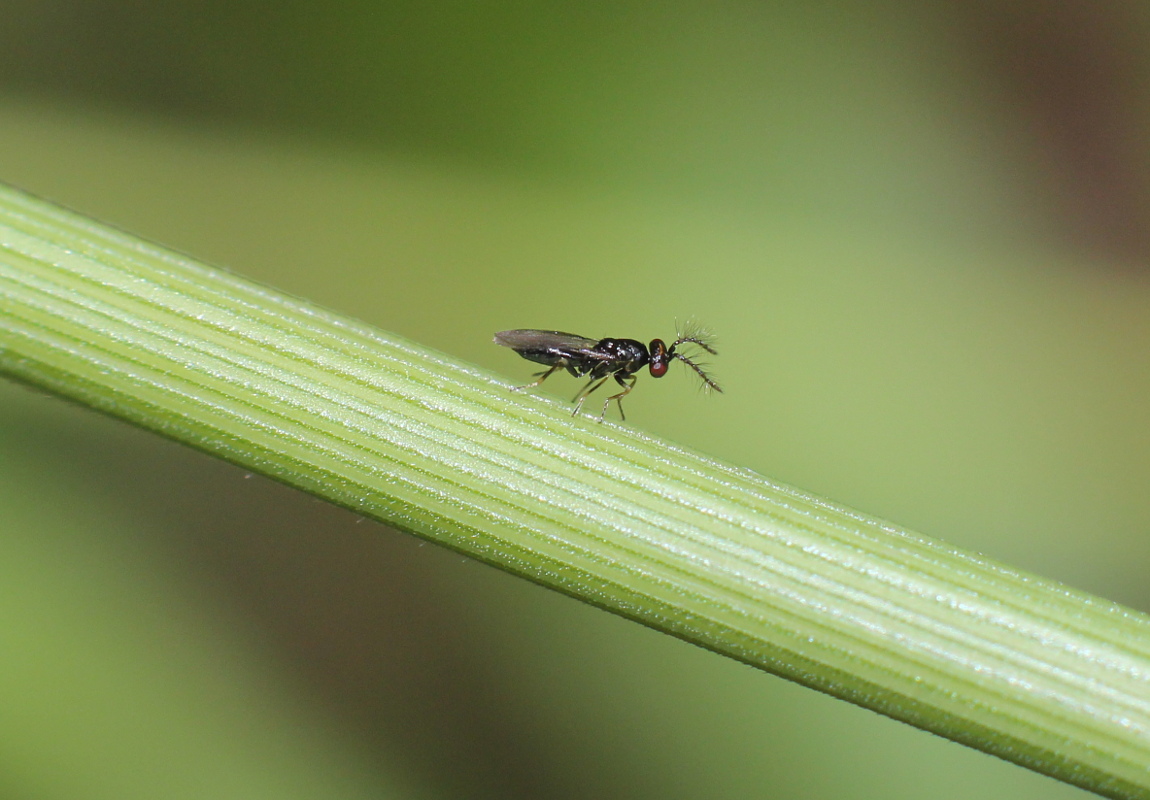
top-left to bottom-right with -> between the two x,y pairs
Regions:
603,373 -> 638,421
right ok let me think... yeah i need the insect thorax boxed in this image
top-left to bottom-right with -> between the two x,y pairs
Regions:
591,338 -> 650,376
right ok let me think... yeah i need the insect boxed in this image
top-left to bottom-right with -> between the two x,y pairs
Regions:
493,326 -> 722,421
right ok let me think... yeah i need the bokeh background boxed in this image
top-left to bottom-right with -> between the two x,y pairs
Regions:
1,2 -> 1149,798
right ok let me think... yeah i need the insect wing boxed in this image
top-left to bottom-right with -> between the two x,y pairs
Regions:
494,329 -> 604,360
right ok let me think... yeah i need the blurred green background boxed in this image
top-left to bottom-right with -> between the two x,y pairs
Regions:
1,2 -> 1148,798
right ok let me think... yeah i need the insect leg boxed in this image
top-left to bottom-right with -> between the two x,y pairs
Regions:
510,362 -> 563,392
602,374 -> 638,422
572,375 -> 611,417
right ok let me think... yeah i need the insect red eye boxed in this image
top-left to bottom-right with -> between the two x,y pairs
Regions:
648,339 -> 668,377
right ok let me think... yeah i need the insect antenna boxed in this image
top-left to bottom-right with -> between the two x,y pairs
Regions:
667,323 -> 722,392
673,321 -> 720,355
674,335 -> 718,355
671,350 -> 722,393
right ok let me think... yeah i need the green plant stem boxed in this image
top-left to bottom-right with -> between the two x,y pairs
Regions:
1,183 -> 1148,798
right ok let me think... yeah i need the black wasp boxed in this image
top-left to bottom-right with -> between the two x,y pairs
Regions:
494,327 -> 722,421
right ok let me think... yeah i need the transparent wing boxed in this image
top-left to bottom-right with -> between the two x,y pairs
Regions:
493,329 -> 606,359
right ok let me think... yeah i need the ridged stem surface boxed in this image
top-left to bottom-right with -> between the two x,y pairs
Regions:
1,184 -> 1147,798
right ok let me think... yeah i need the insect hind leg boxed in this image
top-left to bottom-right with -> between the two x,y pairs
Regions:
510,362 -> 563,392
